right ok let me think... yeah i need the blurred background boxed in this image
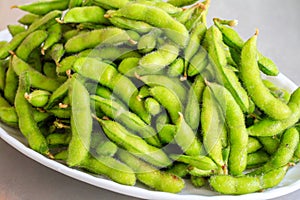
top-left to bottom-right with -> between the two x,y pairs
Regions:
0,0 -> 300,200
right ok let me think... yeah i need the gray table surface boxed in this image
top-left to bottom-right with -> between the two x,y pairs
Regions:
0,0 -> 299,199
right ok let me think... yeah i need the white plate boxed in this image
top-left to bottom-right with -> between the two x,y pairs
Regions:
0,29 -> 300,200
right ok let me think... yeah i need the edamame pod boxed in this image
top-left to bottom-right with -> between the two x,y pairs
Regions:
42,23 -> 62,53
170,154 -> 218,171
209,82 -> 248,176
65,28 -> 132,53
201,87 -> 224,167
175,113 -> 203,156
11,54 -> 61,92
240,31 -> 291,120
209,165 -> 289,195
205,26 -> 250,113
108,16 -> 153,34
248,87 -> 300,136
80,155 -> 136,186
63,6 -> 109,25
149,86 -> 182,123
16,30 -> 48,61
67,74 -> 93,166
7,25 -> 26,37
96,118 -> 171,168
15,72 -> 50,155
106,3 -> 189,46
249,128 -> 299,175
118,150 -> 185,193
91,95 -> 161,147
139,43 -> 179,72
18,13 -> 40,26
137,74 -> 187,104
14,0 -> 69,15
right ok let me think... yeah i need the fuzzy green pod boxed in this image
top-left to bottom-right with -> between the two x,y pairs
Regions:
96,119 -> 171,168
107,3 -> 189,46
15,72 -> 50,155
18,13 -> 40,26
64,6 -> 109,24
14,0 -> 69,15
118,150 -> 185,193
139,43 -> 179,72
80,155 -> 136,186
209,83 -> 248,176
65,28 -> 132,53
240,32 -> 291,120
25,90 -> 51,107
209,165 -> 288,195
7,25 -> 26,37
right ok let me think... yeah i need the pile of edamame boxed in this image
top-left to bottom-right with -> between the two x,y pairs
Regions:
1,0 -> 300,195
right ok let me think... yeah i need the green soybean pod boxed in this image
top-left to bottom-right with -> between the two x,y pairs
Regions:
137,29 -> 161,54
145,97 -> 161,116
248,87 -> 300,137
209,83 -> 248,176
46,133 -> 71,147
107,3 -> 189,46
25,90 -> 51,107
96,119 -> 171,168
167,162 -> 189,178
247,137 -> 262,153
27,49 -> 43,72
18,13 -> 40,26
118,150 -> 185,193
249,128 -> 299,176
257,136 -> 280,154
174,2 -> 199,24
57,55 -> 78,75
108,16 -> 153,34
7,25 -> 26,37
65,28 -> 132,53
69,0 -> 83,8
67,74 -> 93,167
187,48 -> 208,77
80,155 -> 136,186
138,74 -> 187,104
205,26 -> 250,113
209,165 -> 288,195
14,0 -> 69,15
0,11 -> 62,60
64,6 -> 109,24
168,58 -> 184,77
184,22 -> 207,65
95,141 -> 118,157
11,54 -> 61,92
247,150 -> 269,169
201,87 -> 224,167
45,78 -> 70,109
4,58 -> 18,105
214,19 -> 279,76
42,23 -> 62,53
0,59 -> 9,91
73,57 -> 150,123
48,43 -> 65,64
136,0 -> 182,15
184,75 -> 205,130
170,154 -> 218,171
167,0 -> 198,7
240,31 -> 291,120
91,95 -> 161,147
15,72 -> 50,156
92,0 -> 129,9
175,113 -> 203,156
191,176 -> 206,188
149,86 -> 182,123
157,124 -> 176,144
139,42 -> 179,72
0,107 -> 19,127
